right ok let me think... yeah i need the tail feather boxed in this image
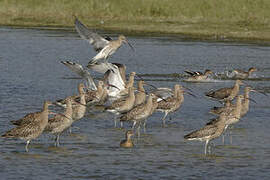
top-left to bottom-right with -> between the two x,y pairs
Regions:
184,130 -> 200,139
2,131 -> 15,138
120,114 -> 128,122
205,90 -> 215,97
10,120 -> 22,126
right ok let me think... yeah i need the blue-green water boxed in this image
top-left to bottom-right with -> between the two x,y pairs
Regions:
0,27 -> 270,179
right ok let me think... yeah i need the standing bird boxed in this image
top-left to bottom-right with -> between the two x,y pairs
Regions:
184,69 -> 213,81
209,87 -> 263,117
2,101 -> 53,152
120,93 -> 154,136
205,80 -> 244,101
206,95 -> 244,144
120,130 -> 134,148
45,97 -> 73,146
232,67 -> 257,79
156,84 -> 184,126
71,83 -> 87,123
184,112 -> 228,155
74,17 -> 134,65
105,87 -> 136,127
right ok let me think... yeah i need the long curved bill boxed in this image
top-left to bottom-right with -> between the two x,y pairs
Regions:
246,97 -> 257,104
125,40 -> 135,51
108,84 -> 121,91
182,86 -> 194,93
184,91 -> 197,98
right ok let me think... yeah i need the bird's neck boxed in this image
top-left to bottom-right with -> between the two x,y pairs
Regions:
80,93 -> 86,105
233,82 -> 240,93
177,91 -> 184,101
234,98 -> 242,118
126,76 -> 134,88
145,96 -> 153,111
42,103 -> 49,113
65,103 -> 73,118
97,85 -> 103,95
138,84 -> 145,93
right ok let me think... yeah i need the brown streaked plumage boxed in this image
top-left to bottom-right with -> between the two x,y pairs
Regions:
150,96 -> 159,116
184,112 -> 227,154
210,87 -> 256,117
106,87 -> 136,127
45,97 -> 73,146
224,95 -> 244,129
120,93 -> 154,135
134,80 -> 146,106
205,80 -> 243,101
207,95 -> 243,131
2,101 -> 52,152
120,130 -> 134,148
156,84 -> 184,126
209,100 -> 232,115
85,80 -> 104,104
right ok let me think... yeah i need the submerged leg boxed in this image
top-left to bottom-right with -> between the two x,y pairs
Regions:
162,112 -> 169,127
143,119 -> 147,133
132,121 -> 137,130
114,116 -> 117,128
230,130 -> 233,144
209,142 -> 215,154
137,124 -> 141,139
25,140 -> 30,152
55,134 -> 60,147
205,140 -> 209,155
69,127 -> 72,134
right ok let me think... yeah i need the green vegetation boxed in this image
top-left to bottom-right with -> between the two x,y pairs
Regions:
0,0 -> 269,41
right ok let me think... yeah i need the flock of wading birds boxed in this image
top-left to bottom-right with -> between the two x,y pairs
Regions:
1,18 -> 266,154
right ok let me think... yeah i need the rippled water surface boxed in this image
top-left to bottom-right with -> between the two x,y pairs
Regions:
1,27 -> 270,179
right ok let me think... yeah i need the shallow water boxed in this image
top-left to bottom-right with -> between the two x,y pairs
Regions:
1,27 -> 270,179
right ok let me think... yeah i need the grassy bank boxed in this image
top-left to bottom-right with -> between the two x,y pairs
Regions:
0,0 -> 269,41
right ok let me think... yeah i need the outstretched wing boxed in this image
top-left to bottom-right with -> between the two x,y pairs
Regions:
185,70 -> 203,76
61,61 -> 97,90
74,18 -> 110,52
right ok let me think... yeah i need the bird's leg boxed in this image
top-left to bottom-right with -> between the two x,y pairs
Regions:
69,127 -> 72,134
132,121 -> 137,130
205,140 -> 209,155
143,119 -> 147,133
114,116 -> 118,128
230,131 -> 233,144
222,134 -> 225,145
137,124 -> 141,139
162,111 -> 168,127
55,134 -> 60,147
209,142 -> 215,154
25,140 -> 30,152
120,121 -> 123,129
